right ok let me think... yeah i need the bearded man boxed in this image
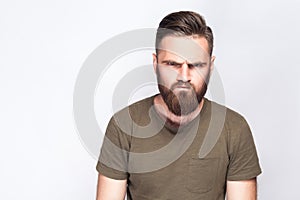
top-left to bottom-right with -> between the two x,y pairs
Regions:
96,11 -> 262,200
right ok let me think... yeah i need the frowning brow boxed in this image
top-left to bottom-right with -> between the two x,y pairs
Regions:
161,60 -> 208,67
161,60 -> 182,66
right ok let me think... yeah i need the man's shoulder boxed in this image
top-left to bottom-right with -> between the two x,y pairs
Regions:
207,98 -> 248,127
113,94 -> 156,121
128,95 -> 155,110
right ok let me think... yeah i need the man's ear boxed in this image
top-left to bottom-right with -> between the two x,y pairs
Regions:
152,53 -> 158,74
210,55 -> 216,73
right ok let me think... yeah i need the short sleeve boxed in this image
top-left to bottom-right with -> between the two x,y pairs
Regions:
227,117 -> 262,181
96,115 -> 131,180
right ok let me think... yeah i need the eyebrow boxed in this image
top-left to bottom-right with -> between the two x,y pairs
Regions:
161,60 -> 208,66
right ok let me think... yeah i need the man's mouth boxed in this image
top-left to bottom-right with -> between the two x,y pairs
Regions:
172,83 -> 192,90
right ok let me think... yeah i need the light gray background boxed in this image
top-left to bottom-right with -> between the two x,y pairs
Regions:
1,0 -> 299,199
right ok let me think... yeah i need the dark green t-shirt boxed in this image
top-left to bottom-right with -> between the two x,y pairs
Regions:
96,95 -> 262,200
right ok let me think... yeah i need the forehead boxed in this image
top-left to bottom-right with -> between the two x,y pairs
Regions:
157,36 -> 210,62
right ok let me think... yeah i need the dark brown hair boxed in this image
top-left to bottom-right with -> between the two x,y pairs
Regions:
155,11 -> 214,56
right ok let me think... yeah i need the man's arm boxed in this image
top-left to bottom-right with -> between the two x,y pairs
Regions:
226,178 -> 257,200
96,173 -> 127,200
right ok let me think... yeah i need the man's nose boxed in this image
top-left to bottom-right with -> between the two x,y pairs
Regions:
177,62 -> 191,82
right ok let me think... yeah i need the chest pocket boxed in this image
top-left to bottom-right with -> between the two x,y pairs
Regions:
185,157 -> 220,194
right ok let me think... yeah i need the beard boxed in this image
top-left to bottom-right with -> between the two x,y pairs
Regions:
157,72 -> 209,116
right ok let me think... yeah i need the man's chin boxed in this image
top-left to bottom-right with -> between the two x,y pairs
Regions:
158,85 -> 204,116
170,96 -> 200,116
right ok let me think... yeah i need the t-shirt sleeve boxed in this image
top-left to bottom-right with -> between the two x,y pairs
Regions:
227,116 -> 262,181
96,115 -> 131,180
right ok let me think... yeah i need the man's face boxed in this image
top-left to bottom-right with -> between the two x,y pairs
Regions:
153,35 -> 215,116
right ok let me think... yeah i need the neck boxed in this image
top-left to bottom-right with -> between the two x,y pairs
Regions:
153,94 -> 204,128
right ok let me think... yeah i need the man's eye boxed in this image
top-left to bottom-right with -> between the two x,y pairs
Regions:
167,61 -> 176,66
192,63 -> 204,68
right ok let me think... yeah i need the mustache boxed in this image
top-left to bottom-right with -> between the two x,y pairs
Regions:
171,81 -> 193,90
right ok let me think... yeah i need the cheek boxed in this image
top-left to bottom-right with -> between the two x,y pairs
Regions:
192,69 -> 210,86
194,68 -> 210,80
158,67 -> 178,83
